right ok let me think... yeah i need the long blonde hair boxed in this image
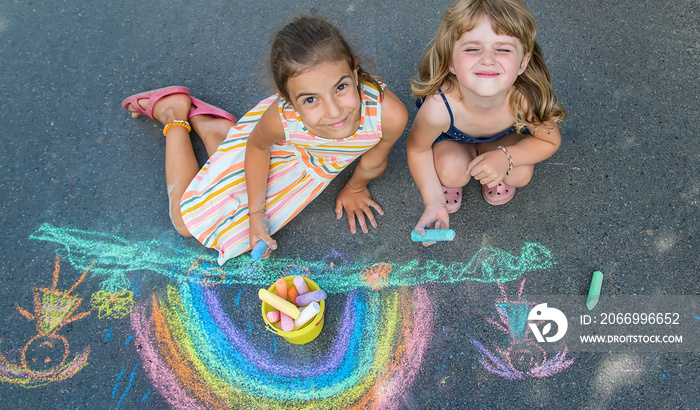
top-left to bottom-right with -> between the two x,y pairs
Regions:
412,0 -> 566,130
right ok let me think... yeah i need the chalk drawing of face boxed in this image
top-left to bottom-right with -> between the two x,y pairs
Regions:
506,339 -> 545,374
22,334 -> 70,373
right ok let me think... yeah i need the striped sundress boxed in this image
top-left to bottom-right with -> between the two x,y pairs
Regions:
180,82 -> 384,265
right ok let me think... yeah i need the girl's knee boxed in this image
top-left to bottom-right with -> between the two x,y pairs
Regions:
168,197 -> 193,237
505,164 -> 534,187
171,217 -> 193,237
435,143 -> 472,164
437,168 -> 471,188
433,143 -> 473,187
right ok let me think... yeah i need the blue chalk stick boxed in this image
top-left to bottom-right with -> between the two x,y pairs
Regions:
250,241 -> 269,261
411,229 -> 456,242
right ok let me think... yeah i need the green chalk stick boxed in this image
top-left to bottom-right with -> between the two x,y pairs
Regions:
411,229 -> 456,242
586,270 -> 603,310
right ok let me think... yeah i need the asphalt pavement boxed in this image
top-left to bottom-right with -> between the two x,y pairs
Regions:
0,0 -> 698,408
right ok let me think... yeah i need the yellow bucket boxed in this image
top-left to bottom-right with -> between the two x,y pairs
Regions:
261,276 -> 325,344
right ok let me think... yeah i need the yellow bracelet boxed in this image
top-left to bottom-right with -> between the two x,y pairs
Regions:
162,120 -> 192,136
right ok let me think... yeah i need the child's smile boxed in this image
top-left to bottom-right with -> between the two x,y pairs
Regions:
286,60 -> 362,140
450,16 -> 530,100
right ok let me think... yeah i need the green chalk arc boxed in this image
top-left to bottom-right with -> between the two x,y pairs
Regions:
30,223 -> 555,293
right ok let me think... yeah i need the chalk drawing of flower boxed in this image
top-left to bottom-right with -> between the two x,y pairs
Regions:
360,263 -> 392,290
90,290 -> 135,319
186,256 -> 226,287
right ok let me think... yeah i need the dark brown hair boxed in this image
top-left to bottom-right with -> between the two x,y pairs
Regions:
270,16 -> 382,103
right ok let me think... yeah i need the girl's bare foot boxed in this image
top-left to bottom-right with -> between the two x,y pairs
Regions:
187,97 -> 236,154
190,114 -> 232,154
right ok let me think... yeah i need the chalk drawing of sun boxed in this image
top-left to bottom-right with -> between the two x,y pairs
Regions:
0,256 -> 92,388
360,263 -> 392,290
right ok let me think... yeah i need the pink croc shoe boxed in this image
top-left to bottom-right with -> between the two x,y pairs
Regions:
189,97 -> 237,123
443,186 -> 462,213
121,86 -> 191,120
482,182 -> 515,205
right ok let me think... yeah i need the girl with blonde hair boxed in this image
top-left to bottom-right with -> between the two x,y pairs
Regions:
408,0 -> 566,244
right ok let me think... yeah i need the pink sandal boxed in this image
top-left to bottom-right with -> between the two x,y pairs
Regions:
189,96 -> 237,123
482,182 -> 515,205
121,86 -> 191,120
443,186 -> 462,213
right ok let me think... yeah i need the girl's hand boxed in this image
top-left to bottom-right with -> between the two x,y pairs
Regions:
335,184 -> 384,234
466,150 -> 510,188
248,213 -> 277,259
413,204 -> 450,247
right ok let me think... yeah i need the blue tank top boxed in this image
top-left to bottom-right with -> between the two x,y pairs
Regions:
417,91 -> 528,145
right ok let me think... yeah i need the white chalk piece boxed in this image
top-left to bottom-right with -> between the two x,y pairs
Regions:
294,302 -> 321,329
295,290 -> 327,307
293,276 -> 310,295
250,240 -> 269,260
411,229 -> 456,242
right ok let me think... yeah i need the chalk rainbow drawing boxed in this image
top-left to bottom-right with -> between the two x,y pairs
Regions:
131,283 -> 435,409
17,223 -> 564,405
468,280 -> 574,380
0,257 -> 92,388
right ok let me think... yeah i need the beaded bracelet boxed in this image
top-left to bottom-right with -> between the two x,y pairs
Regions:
497,145 -> 513,175
162,120 -> 192,136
